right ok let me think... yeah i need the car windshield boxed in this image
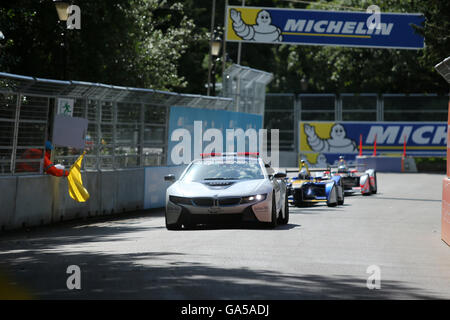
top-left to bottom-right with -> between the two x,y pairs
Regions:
182,159 -> 265,181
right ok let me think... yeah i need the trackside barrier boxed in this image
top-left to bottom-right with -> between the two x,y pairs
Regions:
0,157 -> 223,231
144,165 -> 187,209
443,98 -> 450,246
0,168 -> 145,230
0,72 -> 236,231
442,178 -> 450,246
355,155 -> 417,173
435,56 -> 450,246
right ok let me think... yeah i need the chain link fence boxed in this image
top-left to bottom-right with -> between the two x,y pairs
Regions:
0,72 -> 233,175
222,64 -> 273,116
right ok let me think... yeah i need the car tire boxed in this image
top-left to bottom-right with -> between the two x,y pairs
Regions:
337,180 -> 344,205
362,174 -> 371,196
165,212 -> 182,230
337,191 -> 344,205
278,194 -> 289,225
166,222 -> 182,230
268,194 -> 278,228
295,189 -> 306,207
371,172 -> 378,194
327,185 -> 338,207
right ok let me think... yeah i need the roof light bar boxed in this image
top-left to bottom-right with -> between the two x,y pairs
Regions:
200,152 -> 260,158
200,152 -> 222,158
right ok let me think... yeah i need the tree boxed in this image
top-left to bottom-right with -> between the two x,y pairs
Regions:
0,0 -> 195,91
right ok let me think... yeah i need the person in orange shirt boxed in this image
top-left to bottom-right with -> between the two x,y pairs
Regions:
18,141 -> 69,177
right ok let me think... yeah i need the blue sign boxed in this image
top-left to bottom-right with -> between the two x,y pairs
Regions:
226,6 -> 424,49
299,121 -> 446,166
168,106 -> 263,165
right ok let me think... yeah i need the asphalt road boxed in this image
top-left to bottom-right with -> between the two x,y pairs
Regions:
0,173 -> 449,299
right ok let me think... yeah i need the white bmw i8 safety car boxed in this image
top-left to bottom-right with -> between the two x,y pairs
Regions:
164,152 -> 289,230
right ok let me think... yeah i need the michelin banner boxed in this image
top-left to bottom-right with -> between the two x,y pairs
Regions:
226,6 -> 424,49
299,121 -> 447,167
168,106 -> 263,165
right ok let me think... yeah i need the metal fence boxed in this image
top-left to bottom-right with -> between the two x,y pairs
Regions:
0,72 -> 233,175
222,64 -> 273,116
265,93 -> 449,151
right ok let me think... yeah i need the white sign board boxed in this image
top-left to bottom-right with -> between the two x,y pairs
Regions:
53,114 -> 88,149
57,98 -> 75,116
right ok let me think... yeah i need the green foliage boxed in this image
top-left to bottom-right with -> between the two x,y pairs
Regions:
0,0 -> 195,91
268,0 -> 450,93
0,0 -> 448,94
414,157 -> 446,173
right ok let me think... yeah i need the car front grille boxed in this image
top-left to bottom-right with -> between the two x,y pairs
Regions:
191,197 -> 242,207
219,197 -> 241,206
192,198 -> 215,207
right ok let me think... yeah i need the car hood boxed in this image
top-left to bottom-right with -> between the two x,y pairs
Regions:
168,179 -> 270,198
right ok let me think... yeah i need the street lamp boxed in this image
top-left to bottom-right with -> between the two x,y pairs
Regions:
210,36 -> 222,96
300,77 -> 308,92
54,0 -> 70,21
53,0 -> 69,80
211,37 -> 222,57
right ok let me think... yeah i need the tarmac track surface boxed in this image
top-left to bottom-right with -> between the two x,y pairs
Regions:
0,173 -> 449,299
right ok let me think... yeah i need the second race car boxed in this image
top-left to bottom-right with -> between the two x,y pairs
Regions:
286,160 -> 344,207
331,156 -> 377,195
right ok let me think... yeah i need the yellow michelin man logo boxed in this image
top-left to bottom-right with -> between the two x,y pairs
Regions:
299,153 -> 329,167
229,8 -> 282,42
305,123 -> 357,153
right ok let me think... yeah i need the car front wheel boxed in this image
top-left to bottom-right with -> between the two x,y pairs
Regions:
268,194 -> 278,228
165,212 -> 182,230
278,194 -> 289,225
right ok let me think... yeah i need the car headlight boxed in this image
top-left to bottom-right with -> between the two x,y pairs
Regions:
241,194 -> 267,204
169,195 -> 192,205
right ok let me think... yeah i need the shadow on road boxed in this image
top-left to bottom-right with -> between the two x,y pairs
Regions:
288,206 -> 347,215
374,196 -> 441,203
0,215 -> 441,300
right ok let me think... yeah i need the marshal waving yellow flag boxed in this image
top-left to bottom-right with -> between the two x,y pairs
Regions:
67,151 -> 90,202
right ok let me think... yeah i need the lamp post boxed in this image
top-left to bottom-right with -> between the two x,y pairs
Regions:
300,77 -> 308,92
53,1 -> 69,80
210,36 -> 222,96
206,0 -> 217,96
54,0 -> 70,21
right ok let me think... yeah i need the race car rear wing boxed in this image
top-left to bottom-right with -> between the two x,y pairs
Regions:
285,167 -> 330,173
328,164 -> 368,170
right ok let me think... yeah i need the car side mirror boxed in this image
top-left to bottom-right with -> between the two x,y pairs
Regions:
273,172 -> 287,179
164,174 -> 175,182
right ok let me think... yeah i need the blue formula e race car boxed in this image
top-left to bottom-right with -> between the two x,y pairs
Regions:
286,160 -> 344,207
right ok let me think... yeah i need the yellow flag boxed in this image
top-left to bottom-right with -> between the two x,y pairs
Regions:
67,151 -> 90,202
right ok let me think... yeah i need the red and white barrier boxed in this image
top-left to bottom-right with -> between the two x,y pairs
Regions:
442,100 -> 450,246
